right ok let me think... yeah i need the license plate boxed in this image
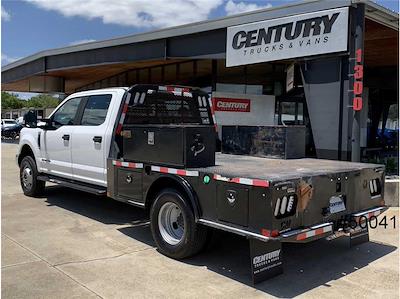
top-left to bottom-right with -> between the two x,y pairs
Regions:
329,196 -> 346,214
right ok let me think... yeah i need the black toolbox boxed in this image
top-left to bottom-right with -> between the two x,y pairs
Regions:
122,125 -> 216,168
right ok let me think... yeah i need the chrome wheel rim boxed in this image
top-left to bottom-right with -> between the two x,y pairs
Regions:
22,166 -> 33,189
158,202 -> 184,245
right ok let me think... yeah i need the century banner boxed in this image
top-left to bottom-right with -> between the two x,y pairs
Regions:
226,7 -> 349,67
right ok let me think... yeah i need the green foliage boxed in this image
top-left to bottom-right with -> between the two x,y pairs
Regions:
1,92 -> 60,109
1,92 -> 25,109
25,94 -> 60,108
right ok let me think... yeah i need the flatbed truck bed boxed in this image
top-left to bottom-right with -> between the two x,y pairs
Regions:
191,153 -> 382,182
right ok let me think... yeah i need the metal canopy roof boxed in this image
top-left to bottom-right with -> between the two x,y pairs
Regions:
1,0 -> 398,92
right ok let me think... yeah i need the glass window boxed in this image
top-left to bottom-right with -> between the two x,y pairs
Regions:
277,101 -> 305,125
164,64 -> 177,84
127,70 -> 137,85
52,97 -> 82,126
151,67 -> 162,84
139,69 -> 149,83
81,94 -> 112,126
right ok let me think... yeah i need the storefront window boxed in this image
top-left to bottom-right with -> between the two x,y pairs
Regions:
151,67 -> 162,84
178,62 -> 194,83
277,101 -> 304,125
164,64 -> 177,84
118,74 -> 127,86
139,69 -> 149,84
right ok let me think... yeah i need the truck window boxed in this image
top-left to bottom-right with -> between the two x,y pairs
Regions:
124,91 -> 210,125
52,97 -> 82,126
81,94 -> 112,126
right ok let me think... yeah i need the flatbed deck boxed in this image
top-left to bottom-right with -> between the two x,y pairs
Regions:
191,153 -> 382,182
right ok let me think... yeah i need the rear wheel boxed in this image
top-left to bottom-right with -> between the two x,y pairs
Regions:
20,156 -> 45,197
150,188 -> 208,259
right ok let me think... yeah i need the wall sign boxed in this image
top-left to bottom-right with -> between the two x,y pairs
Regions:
213,97 -> 251,112
226,7 -> 349,67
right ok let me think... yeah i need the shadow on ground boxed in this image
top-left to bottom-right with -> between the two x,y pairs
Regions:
44,186 -> 397,298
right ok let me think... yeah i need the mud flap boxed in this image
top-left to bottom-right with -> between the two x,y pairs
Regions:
249,239 -> 283,284
349,225 -> 369,247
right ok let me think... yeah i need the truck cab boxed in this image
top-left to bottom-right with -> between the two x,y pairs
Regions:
18,87 -> 127,187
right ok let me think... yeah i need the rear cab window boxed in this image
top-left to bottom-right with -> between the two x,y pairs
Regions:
80,94 -> 112,126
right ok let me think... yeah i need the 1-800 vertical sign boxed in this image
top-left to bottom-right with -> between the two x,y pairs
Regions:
353,48 -> 364,111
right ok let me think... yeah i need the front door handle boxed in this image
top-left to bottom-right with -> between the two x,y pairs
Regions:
62,134 -> 70,141
93,136 -> 102,143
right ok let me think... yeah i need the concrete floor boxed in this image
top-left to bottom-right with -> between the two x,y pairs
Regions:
1,142 -> 399,298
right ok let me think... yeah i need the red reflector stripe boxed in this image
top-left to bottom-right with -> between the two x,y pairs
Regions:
253,179 -> 269,187
297,233 -> 307,241
115,123 -> 123,134
150,166 -> 199,177
261,229 -> 279,237
177,169 -> 186,176
296,225 -> 332,241
112,160 -> 143,169
213,174 -> 269,188
160,167 -> 169,173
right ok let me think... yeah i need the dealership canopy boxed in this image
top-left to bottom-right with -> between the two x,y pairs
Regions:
2,0 -> 398,94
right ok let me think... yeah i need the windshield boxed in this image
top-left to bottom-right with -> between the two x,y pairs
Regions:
4,120 -> 16,124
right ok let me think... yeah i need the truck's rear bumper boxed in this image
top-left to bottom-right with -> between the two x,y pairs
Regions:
199,205 -> 388,244
281,205 -> 388,243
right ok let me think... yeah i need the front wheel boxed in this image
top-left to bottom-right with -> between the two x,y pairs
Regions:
150,188 -> 208,259
20,156 -> 45,197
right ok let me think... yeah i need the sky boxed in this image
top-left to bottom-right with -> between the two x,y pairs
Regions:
1,0 -> 399,67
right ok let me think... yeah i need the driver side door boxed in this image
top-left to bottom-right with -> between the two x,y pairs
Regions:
40,97 -> 84,179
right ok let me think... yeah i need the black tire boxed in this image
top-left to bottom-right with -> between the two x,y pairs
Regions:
150,188 -> 208,259
20,156 -> 45,197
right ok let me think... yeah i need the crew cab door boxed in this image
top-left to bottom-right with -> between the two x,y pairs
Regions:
71,93 -> 113,186
41,97 -> 83,179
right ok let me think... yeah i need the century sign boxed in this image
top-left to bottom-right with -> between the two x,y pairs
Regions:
226,7 -> 349,67
213,97 -> 251,112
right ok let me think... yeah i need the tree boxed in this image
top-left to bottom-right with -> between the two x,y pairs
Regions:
24,94 -> 60,108
1,92 -> 25,109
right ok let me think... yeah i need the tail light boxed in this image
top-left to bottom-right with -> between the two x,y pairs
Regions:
369,178 -> 382,198
274,194 -> 297,219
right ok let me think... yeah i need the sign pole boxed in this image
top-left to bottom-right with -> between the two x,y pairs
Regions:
350,4 -> 365,162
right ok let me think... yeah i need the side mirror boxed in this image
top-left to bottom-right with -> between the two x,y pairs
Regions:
37,118 -> 56,130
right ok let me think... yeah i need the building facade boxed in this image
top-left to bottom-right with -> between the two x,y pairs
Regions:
2,0 -> 398,172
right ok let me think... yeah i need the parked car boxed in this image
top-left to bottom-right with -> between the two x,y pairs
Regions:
2,123 -> 23,139
1,119 -> 17,128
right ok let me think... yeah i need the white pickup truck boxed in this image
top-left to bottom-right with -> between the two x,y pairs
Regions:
17,84 -> 387,283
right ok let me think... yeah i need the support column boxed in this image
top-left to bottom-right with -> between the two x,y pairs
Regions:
349,4 -> 366,162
